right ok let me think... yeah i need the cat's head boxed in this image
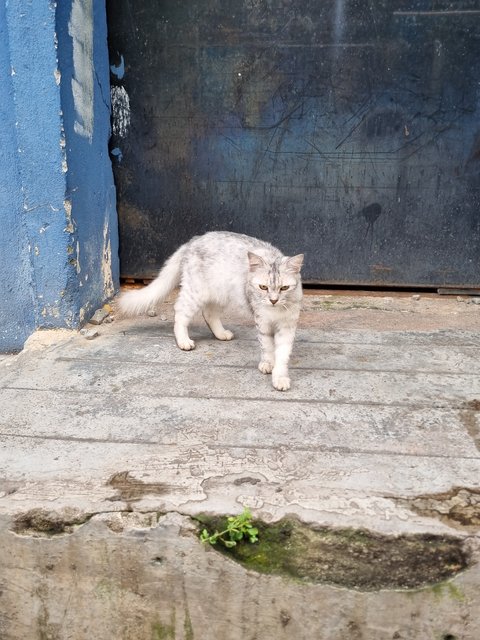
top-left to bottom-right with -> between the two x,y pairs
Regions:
247,252 -> 304,306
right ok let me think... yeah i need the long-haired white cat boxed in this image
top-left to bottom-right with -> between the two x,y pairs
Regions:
118,231 -> 304,391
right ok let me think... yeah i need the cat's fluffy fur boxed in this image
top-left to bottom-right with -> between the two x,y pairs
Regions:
118,231 -> 304,391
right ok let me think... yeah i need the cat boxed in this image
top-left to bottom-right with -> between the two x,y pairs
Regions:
118,231 -> 304,391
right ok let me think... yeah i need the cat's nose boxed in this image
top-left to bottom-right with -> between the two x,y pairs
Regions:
270,298 -> 278,305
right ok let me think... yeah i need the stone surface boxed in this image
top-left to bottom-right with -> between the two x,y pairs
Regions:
0,292 -> 480,639
79,327 -> 99,340
89,308 -> 110,325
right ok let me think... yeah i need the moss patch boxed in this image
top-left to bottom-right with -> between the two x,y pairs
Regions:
198,516 -> 471,591
151,611 -> 176,640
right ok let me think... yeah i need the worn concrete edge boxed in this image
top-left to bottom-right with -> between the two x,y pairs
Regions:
1,313 -> 479,592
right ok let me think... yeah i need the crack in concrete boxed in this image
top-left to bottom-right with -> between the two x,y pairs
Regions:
197,514 -> 474,590
9,501 -> 477,593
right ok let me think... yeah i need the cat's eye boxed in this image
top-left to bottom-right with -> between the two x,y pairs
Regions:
280,285 -> 289,291
258,284 -> 268,290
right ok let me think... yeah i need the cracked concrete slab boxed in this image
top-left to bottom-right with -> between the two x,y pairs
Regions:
1,292 -> 480,639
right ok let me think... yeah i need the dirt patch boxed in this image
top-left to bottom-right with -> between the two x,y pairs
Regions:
12,508 -> 90,537
198,516 -> 471,590
233,476 -> 261,486
300,292 -> 480,332
396,487 -> 480,531
0,479 -> 19,498
107,471 -> 167,503
460,400 -> 480,451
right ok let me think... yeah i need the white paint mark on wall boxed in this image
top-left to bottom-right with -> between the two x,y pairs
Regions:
76,241 -> 81,274
64,199 -> 75,234
111,86 -> 131,138
41,305 -> 61,319
69,0 -> 94,142
102,220 -> 115,298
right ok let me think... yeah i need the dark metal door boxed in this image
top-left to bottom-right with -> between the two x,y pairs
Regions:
107,1 -> 480,287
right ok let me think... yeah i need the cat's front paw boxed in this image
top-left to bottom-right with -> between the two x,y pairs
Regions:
258,361 -> 273,374
272,375 -> 291,391
177,338 -> 195,351
218,329 -> 234,341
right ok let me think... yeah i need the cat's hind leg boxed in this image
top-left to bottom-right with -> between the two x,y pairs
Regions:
173,289 -> 200,350
202,304 -> 234,341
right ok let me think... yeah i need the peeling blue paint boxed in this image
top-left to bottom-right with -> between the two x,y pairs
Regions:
0,0 -> 119,352
56,0 -> 119,317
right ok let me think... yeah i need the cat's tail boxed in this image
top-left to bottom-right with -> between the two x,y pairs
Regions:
117,245 -> 186,316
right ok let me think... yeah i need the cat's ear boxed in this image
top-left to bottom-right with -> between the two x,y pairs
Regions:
284,254 -> 304,273
247,252 -> 267,271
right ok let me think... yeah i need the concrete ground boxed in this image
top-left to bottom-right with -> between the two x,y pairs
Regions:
1,291 -> 480,639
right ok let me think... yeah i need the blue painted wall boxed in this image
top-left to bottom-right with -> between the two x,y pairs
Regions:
0,0 -> 118,352
0,1 -> 35,350
56,0 -> 119,324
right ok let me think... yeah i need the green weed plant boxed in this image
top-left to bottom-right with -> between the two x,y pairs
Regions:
200,508 -> 259,548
